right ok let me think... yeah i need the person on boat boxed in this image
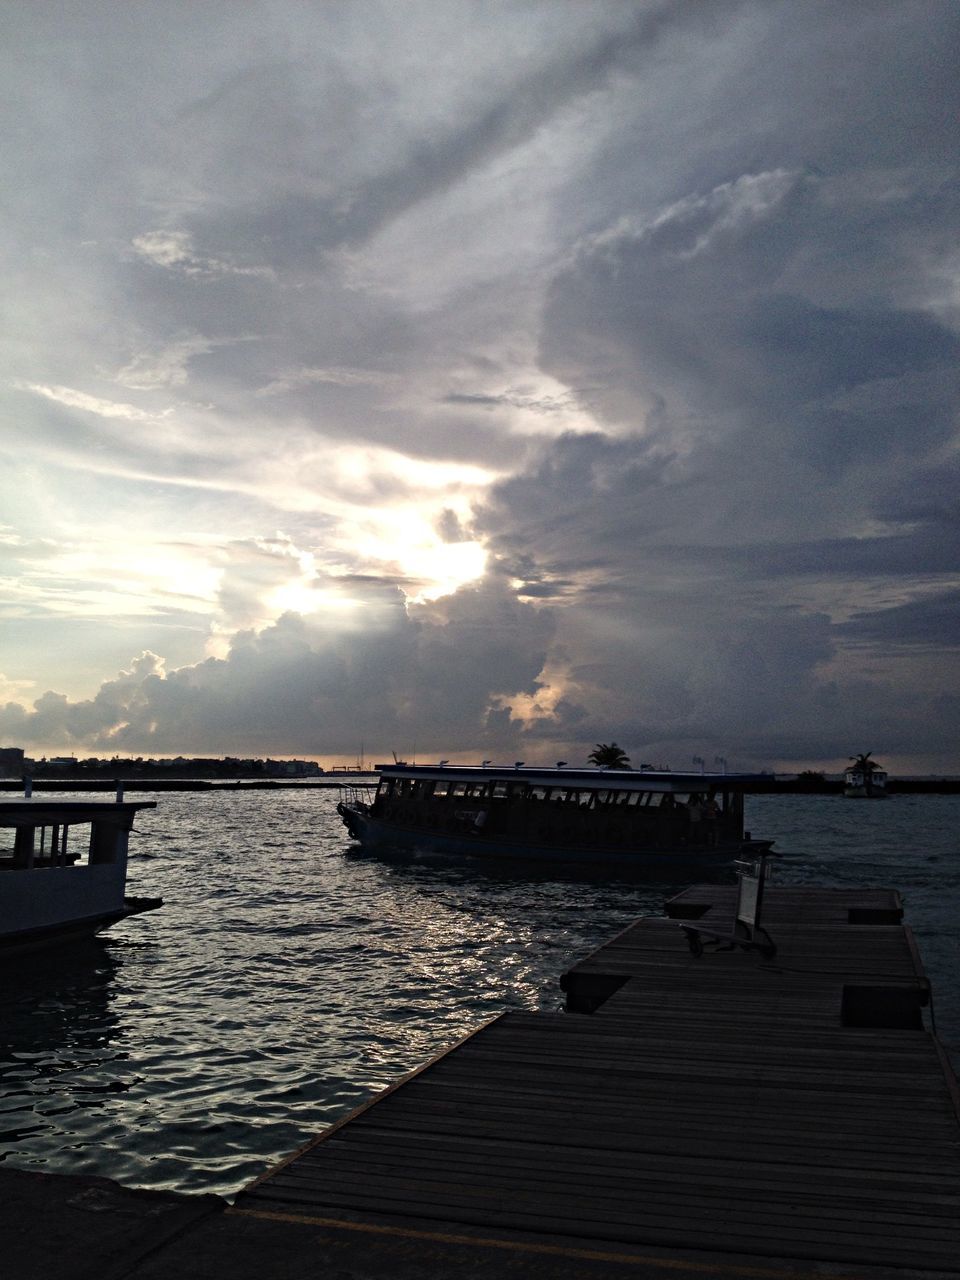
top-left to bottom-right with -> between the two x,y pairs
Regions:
704,794 -> 720,847
686,793 -> 704,844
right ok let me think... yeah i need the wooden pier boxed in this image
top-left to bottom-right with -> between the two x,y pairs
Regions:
3,883 -> 957,1278
227,884 -> 960,1277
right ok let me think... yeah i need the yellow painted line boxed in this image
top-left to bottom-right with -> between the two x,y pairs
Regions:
229,1206 -> 867,1280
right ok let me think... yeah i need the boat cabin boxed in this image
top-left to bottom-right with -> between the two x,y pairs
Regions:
844,767 -> 888,797
366,764 -> 764,853
0,800 -> 157,947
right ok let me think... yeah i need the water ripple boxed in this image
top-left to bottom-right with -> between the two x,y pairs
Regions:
0,789 -> 956,1196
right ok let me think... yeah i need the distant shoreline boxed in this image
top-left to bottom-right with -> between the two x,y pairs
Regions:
2,776 -> 957,794
0,777 -> 376,792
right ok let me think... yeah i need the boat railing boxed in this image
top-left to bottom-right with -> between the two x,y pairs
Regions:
338,784 -> 376,809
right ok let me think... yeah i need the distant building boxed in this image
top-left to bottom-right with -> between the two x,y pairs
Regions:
0,746 -> 25,778
264,759 -> 323,777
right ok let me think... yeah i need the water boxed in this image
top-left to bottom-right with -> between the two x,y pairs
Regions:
0,790 -> 957,1198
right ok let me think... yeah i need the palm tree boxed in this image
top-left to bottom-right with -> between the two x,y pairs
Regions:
850,752 -> 881,775
588,742 -> 631,769
849,752 -> 882,796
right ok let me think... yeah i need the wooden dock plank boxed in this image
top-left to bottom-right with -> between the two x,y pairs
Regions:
242,1180 -> 960,1271
235,884 -> 960,1274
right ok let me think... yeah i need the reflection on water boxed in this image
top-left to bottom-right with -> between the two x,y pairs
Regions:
0,788 -> 956,1197
0,942 -> 125,1152
343,841 -> 735,890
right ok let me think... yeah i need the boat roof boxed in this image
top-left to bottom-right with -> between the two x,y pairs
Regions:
0,800 -> 157,826
376,763 -> 767,792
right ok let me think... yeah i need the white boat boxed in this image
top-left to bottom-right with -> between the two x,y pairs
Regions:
337,763 -> 773,865
844,754 -> 888,798
0,799 -> 162,956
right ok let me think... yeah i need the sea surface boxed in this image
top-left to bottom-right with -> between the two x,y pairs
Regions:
1,788 -> 957,1198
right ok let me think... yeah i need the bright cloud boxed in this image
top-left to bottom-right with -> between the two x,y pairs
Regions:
132,229 -> 274,278
18,383 -> 161,423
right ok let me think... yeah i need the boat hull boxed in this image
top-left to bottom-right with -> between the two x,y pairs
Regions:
337,803 -> 765,866
0,896 -> 163,959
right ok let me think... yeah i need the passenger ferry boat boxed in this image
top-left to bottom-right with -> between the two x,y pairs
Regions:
0,799 -> 162,956
337,763 -> 772,865
843,762 -> 888,798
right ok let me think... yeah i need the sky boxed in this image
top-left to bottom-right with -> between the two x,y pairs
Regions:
1,0 -> 958,773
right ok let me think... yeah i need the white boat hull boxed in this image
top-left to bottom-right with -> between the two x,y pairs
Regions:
1,799 -> 160,955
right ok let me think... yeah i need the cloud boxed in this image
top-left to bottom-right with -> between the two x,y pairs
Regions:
113,335 -> 220,390
0,527 -> 61,563
16,383 -> 162,423
192,1 -> 736,270
469,42 -> 960,768
435,508 -> 468,544
254,366 -> 393,397
132,230 -> 274,279
0,577 -> 553,755
1,1 -> 958,771
836,589 -> 960,649
442,387 -> 578,416
212,534 -> 312,633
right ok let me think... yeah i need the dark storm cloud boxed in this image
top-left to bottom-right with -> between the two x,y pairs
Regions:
466,4 -> 960,766
837,590 -> 960,649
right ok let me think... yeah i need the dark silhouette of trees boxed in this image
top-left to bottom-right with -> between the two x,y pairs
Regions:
850,752 -> 881,776
588,743 -> 631,769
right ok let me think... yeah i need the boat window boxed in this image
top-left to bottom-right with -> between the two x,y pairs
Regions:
464,783 -> 487,799
529,785 -> 548,801
491,781 -> 509,799
378,779 -> 394,798
1,819 -> 99,869
550,788 -> 569,804
562,789 -> 584,806
576,790 -> 594,807
449,782 -> 467,798
432,780 -> 450,798
0,826 -> 20,866
611,791 -> 629,806
627,792 -> 642,806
